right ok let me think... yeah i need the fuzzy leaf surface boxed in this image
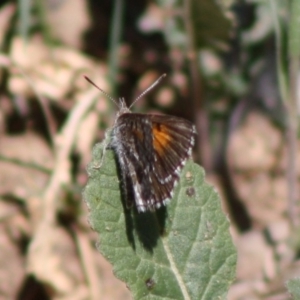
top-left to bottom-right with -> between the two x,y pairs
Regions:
286,278 -> 300,299
83,142 -> 236,299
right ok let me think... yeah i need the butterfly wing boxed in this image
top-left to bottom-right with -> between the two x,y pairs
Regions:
148,114 -> 196,207
111,113 -> 196,212
111,113 -> 155,211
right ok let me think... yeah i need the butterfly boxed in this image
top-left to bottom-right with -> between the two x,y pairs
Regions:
86,74 -> 196,212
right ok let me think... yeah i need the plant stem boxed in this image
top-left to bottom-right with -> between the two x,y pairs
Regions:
183,0 -> 212,170
287,0 -> 300,227
108,0 -> 124,101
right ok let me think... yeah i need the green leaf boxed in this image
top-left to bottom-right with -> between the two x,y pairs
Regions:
83,142 -> 237,299
155,0 -> 234,50
286,278 -> 300,299
191,0 -> 233,49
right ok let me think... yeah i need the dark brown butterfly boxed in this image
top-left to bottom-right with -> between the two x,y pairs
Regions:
86,74 -> 196,212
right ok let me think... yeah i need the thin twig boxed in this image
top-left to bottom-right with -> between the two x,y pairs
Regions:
0,155 -> 51,173
287,58 -> 299,227
271,0 -> 300,227
27,85 -> 100,290
42,87 -> 100,223
183,0 -> 212,170
75,227 -> 102,300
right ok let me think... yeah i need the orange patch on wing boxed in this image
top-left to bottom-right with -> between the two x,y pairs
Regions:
152,124 -> 172,155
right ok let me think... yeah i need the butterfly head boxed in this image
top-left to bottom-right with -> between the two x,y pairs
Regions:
115,97 -> 131,120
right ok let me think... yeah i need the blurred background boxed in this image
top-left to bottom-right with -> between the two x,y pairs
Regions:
0,0 -> 299,299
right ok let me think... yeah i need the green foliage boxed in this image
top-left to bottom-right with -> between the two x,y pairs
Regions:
18,0 -> 32,39
286,278 -> 300,299
191,0 -> 232,49
156,0 -> 233,50
83,142 -> 237,299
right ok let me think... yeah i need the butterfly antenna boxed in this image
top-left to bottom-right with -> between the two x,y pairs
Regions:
84,76 -> 120,108
129,73 -> 167,109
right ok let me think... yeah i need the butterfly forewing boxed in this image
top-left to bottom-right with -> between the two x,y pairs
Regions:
150,115 -> 195,184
